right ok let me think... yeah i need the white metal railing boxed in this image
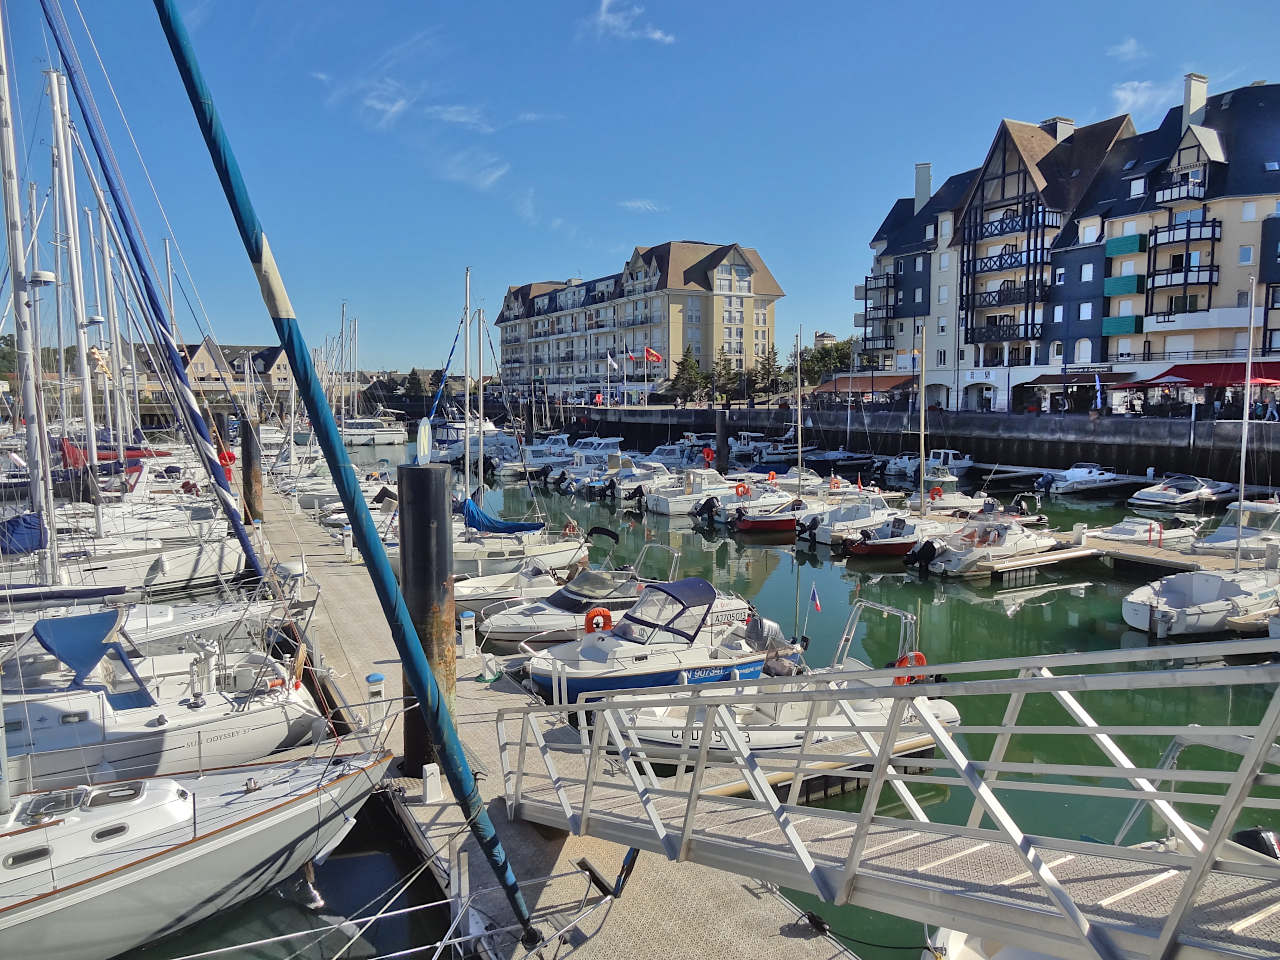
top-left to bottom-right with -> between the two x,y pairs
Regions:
497,636 -> 1280,960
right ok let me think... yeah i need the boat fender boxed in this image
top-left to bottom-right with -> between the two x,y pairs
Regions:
735,482 -> 751,498
893,651 -> 928,685
929,486 -> 943,501
767,471 -> 777,481
584,607 -> 613,633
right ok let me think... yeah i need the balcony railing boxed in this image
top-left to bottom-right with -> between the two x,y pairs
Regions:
1112,347 -> 1247,364
866,303 -> 896,321
965,247 -> 1049,275
965,322 -> 1043,344
966,281 -> 1049,310
1148,266 -> 1220,289
1156,180 -> 1206,204
1150,220 -> 1222,246
621,316 -> 651,328
862,336 -> 895,351
865,273 -> 896,291
974,208 -> 1063,241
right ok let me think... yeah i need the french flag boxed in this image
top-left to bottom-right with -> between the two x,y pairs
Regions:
809,583 -> 821,613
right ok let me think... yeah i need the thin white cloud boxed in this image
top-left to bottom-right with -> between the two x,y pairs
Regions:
618,198 -> 664,213
1111,79 -> 1178,119
423,104 -> 494,133
362,78 -> 418,130
516,111 -> 566,124
183,0 -> 215,32
515,188 -> 537,225
310,71 -> 331,84
587,0 -> 675,44
1106,37 -> 1145,62
438,148 -> 511,191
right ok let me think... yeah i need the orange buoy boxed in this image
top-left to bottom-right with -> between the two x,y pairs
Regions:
929,486 -> 944,501
893,651 -> 928,685
734,482 -> 750,498
767,471 -> 777,481
584,607 -> 613,634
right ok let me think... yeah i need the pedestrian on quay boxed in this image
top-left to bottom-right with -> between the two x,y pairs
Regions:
1268,392 -> 1279,422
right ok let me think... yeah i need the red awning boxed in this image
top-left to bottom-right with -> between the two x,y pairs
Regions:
1120,362 -> 1280,389
813,373 -> 914,394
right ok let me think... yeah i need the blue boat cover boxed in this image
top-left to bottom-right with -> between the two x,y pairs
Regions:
462,497 -> 544,533
0,512 -> 47,555
30,609 -> 156,704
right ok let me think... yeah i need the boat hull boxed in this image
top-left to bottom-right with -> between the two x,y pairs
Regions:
528,655 -> 774,703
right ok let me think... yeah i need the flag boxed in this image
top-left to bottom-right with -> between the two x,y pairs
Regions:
607,352 -> 619,371
856,473 -> 863,491
628,351 -> 636,362
1095,373 -> 1103,410
644,346 -> 662,363
809,583 -> 821,613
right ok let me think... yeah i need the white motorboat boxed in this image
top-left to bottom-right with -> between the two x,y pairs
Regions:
481,545 -> 680,651
801,491 -> 903,545
704,482 -> 796,526
1091,515 -> 1205,549
906,468 -> 990,514
922,518 -> 1057,579
883,451 -> 919,476
1,609 -> 322,789
523,577 -> 771,702
842,514 -> 957,557
450,529 -> 589,578
1122,568 -> 1280,636
642,469 -> 736,516
645,439 -> 707,471
577,457 -> 672,500
455,554 -> 591,618
926,448 -> 974,476
1048,462 -> 1121,495
495,434 -> 574,477
0,748 -> 392,960
1128,473 -> 1237,509
340,416 -> 407,446
1191,501 -> 1280,558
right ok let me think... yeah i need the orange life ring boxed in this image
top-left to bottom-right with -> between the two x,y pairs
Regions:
929,486 -> 943,501
767,471 -> 777,481
562,519 -> 579,537
584,607 -> 613,634
734,482 -> 750,498
893,651 -> 928,685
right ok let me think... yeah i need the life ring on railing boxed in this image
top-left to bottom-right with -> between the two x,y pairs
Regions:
767,471 -> 777,481
893,651 -> 928,685
734,482 -> 750,498
929,486 -> 943,501
829,475 -> 840,491
584,607 -> 613,634
562,519 -> 579,537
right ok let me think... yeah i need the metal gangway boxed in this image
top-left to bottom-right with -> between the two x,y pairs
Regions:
498,636 -> 1280,960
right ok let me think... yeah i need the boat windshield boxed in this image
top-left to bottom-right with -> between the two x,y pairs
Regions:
1222,507 -> 1280,532
612,579 -> 715,645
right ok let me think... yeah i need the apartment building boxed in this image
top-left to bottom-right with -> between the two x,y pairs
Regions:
859,74 -> 1280,410
496,241 -> 783,400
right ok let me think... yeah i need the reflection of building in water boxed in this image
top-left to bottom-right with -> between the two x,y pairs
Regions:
712,540 -> 783,596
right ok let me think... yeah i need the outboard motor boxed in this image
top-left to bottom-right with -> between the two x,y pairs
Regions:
802,515 -> 822,542
536,465 -> 552,483
1232,827 -> 1280,860
604,477 -> 617,499
1034,472 -> 1054,493
904,538 -> 938,580
554,469 -> 569,490
695,496 -> 720,524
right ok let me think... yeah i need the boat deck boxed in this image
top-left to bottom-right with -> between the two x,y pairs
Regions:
259,486 -> 856,960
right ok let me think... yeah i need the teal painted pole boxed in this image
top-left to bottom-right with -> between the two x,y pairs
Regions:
143,0 -> 534,934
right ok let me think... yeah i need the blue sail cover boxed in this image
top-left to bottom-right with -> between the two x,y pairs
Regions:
0,512 -> 47,555
30,609 -> 155,704
462,497 -> 544,534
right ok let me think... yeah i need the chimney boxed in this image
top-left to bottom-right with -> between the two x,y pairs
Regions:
1183,73 -> 1208,130
914,162 -> 932,214
1039,116 -> 1075,142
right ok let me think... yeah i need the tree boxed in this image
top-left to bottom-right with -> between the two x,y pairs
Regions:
405,369 -> 425,397
755,344 -> 781,395
738,366 -> 758,401
793,337 -> 854,386
670,345 -> 707,399
711,348 -> 738,401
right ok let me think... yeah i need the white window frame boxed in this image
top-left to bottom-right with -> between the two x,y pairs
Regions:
1080,264 -> 1094,283
937,284 -> 949,304
1240,244 -> 1255,265
1079,302 -> 1093,321
1053,305 -> 1064,324
1054,267 -> 1066,285
1242,201 -> 1258,222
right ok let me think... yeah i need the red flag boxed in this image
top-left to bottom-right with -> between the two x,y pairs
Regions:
628,352 -> 636,362
644,346 -> 662,363
856,473 -> 863,491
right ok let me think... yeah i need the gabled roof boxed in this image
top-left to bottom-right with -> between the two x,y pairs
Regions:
1184,124 -> 1226,163
875,169 -> 978,258
1035,115 -> 1136,212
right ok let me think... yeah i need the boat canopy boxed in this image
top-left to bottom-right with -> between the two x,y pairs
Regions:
461,498 -> 544,534
0,512 -> 47,555
613,577 -> 717,645
25,610 -> 155,704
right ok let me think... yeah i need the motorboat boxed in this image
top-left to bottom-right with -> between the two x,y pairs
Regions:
577,457 -> 672,500
523,577 -> 773,702
842,514 -> 957,557
883,451 -> 919,476
906,467 -> 990,515
0,748 -> 392,960
800,491 -> 903,545
1090,515 -> 1205,549
922,518 -> 1057,579
454,553 -> 593,618
745,428 -> 819,467
642,469 -> 736,516
722,496 -> 816,534
1122,569 -> 1280,636
1128,474 -> 1237,509
926,448 -> 974,476
1,609 -> 322,789
702,481 -> 796,526
1048,462 -> 1123,496
1191,501 -> 1280,558
340,416 -> 407,447
495,434 -> 574,478
480,545 -> 680,651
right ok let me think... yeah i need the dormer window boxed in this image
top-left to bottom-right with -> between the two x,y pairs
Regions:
1128,178 -> 1145,198
1122,159 -> 1137,171
1266,161 -> 1280,173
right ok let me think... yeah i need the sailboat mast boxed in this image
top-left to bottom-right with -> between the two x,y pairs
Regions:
476,306 -> 484,497
26,183 -> 59,582
463,267 -> 471,496
1236,275 -> 1257,574
919,319 -> 927,518
796,326 -> 803,494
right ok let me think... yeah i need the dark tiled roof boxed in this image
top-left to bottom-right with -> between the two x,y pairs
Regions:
876,169 -> 978,258
871,197 -> 914,246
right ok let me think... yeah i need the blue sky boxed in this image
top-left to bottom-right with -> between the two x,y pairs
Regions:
10,0 -> 1278,369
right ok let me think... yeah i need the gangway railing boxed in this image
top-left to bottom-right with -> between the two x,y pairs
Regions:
498,637 -> 1280,960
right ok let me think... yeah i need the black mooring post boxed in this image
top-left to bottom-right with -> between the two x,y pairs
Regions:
397,462 -> 456,770
523,399 -> 536,446
715,408 -> 729,473
212,410 -> 230,456
240,417 -> 263,522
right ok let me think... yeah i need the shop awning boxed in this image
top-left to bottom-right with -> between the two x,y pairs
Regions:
1118,362 -> 1280,389
1020,371 -> 1137,388
813,373 -> 914,394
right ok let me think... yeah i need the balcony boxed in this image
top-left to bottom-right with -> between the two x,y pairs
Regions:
1145,305 -> 1254,332
1155,180 -> 1206,204
1150,220 -> 1222,246
1105,234 -> 1148,257
529,329 -> 553,340
1103,274 -> 1146,296
974,208 -> 1064,241
862,336 -> 895,351
866,303 -> 897,321
865,273 -> 895,291
965,322 -> 1043,344
1101,315 -> 1143,336
621,316 -> 651,328
1148,265 -> 1220,289
966,281 -> 1049,310
965,247 -> 1049,275
1112,347 -> 1247,364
